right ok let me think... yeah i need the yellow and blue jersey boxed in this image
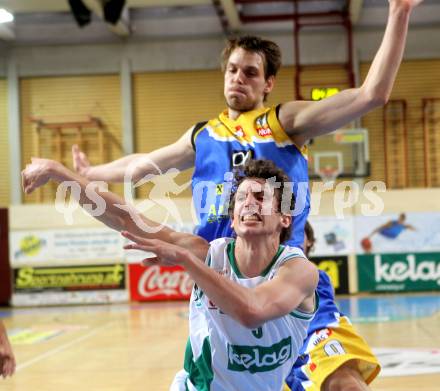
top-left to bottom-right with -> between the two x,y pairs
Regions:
191,105 -> 309,247
190,106 -> 379,390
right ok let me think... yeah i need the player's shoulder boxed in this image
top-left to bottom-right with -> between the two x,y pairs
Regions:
281,245 -> 307,260
209,237 -> 234,250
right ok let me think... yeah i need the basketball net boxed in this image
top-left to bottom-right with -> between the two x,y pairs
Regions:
319,165 -> 339,184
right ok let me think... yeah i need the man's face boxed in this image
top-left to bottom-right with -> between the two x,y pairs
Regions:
231,178 -> 290,241
224,48 -> 274,112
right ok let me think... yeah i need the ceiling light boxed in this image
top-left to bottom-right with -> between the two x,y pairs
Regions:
0,9 -> 14,24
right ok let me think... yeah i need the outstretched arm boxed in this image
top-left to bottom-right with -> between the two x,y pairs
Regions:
124,232 -> 318,329
0,321 -> 15,379
73,125 -> 196,183
22,158 -> 208,260
279,0 -> 422,147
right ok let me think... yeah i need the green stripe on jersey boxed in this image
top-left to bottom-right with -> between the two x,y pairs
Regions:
227,240 -> 285,278
290,291 -> 319,320
184,337 -> 213,391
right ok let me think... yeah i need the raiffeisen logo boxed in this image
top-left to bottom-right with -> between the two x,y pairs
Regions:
14,235 -> 46,259
227,336 -> 291,373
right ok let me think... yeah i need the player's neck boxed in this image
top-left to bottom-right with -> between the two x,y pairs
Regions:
227,102 -> 265,120
234,237 -> 280,278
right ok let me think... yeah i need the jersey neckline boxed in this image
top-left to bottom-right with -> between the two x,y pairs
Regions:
226,239 -> 285,278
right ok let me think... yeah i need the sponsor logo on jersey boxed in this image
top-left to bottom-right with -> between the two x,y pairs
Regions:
227,336 -> 292,373
251,327 -> 263,339
258,128 -> 272,137
256,114 -> 272,137
235,125 -> 245,137
231,150 -> 253,167
310,328 -> 332,346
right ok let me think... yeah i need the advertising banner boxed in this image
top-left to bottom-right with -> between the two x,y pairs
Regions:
310,255 -> 349,294
129,263 -> 193,301
308,216 -> 354,256
357,252 -> 440,292
11,263 -> 127,306
13,264 -> 126,292
10,228 -> 123,267
12,290 -> 128,306
355,212 -> 440,254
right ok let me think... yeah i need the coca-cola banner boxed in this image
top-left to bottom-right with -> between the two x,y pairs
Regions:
129,263 -> 194,301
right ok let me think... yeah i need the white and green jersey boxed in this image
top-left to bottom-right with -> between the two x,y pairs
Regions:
174,238 -> 317,391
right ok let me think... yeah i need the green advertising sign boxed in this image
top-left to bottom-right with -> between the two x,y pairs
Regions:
357,252 -> 440,292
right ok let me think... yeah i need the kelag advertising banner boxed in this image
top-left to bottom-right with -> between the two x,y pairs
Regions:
355,212 -> 440,254
357,252 -> 440,292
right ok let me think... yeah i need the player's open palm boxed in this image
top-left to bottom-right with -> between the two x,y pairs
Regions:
122,230 -> 187,267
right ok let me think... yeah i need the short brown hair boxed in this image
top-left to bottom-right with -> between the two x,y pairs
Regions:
304,221 -> 316,257
221,35 -> 282,80
229,159 -> 294,243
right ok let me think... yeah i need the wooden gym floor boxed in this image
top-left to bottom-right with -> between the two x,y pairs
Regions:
1,293 -> 440,391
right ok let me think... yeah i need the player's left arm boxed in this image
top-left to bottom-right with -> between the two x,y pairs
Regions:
183,254 -> 318,329
239,259 -> 318,328
278,0 -> 422,147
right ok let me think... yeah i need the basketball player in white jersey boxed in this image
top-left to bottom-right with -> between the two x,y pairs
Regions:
22,157 -> 318,391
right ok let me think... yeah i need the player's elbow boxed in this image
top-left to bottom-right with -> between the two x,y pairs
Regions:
238,301 -> 267,329
361,86 -> 390,108
239,313 -> 264,329
371,91 -> 389,107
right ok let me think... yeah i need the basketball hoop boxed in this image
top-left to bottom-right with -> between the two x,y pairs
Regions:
318,165 -> 339,183
313,152 -> 343,184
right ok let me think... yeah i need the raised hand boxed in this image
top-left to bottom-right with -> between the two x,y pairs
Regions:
122,230 -> 188,267
72,144 -> 91,177
21,157 -> 58,194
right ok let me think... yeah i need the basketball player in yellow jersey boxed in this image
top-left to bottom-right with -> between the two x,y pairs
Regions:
68,1 -> 421,390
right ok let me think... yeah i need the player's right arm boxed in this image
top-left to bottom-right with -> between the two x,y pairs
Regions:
73,125 -> 196,183
21,158 -> 208,259
124,231 -> 318,329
